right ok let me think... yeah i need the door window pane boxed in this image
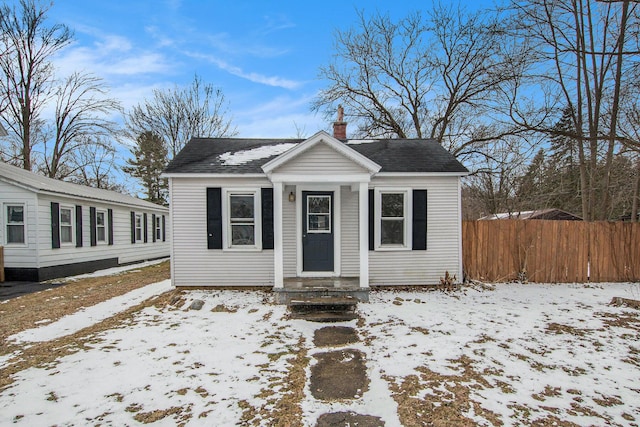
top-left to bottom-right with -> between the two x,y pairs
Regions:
307,195 -> 331,233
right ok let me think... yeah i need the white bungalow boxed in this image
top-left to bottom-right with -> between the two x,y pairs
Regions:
164,119 -> 468,302
0,161 -> 169,281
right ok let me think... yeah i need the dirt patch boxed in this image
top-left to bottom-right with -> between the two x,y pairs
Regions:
313,326 -> 359,347
316,411 -> 385,427
310,349 -> 368,400
0,260 -> 170,351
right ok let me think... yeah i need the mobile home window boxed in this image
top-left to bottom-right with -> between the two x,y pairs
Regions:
5,204 -> 25,244
60,206 -> 74,244
155,215 -> 161,241
135,214 -> 143,242
96,210 -> 107,243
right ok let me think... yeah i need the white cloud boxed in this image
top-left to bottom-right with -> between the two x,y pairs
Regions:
185,51 -> 302,89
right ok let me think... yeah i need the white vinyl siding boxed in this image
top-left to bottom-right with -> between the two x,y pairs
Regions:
369,176 -> 462,285
283,186 -> 297,277
340,186 -> 359,276
0,175 -> 169,275
273,142 -> 368,175
170,177 -> 273,286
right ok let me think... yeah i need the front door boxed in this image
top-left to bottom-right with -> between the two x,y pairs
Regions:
302,191 -> 334,272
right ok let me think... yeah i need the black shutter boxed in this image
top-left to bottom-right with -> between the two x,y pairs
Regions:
75,205 -> 83,247
368,189 -> 374,251
162,215 -> 166,242
143,213 -> 148,243
412,190 -> 428,250
152,214 -> 156,242
108,209 -> 114,245
261,188 -> 274,250
51,202 -> 60,249
207,187 -> 223,249
130,211 -> 136,244
90,207 -> 97,246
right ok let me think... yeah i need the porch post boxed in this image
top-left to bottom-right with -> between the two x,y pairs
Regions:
273,181 -> 284,288
358,181 -> 369,288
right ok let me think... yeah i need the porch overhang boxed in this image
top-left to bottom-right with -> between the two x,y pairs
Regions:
264,132 -> 380,292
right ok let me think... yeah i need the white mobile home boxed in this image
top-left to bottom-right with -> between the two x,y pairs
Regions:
164,118 -> 468,300
0,161 -> 169,281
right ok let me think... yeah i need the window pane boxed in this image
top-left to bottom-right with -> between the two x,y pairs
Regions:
97,228 -> 106,241
308,214 -> 330,231
381,193 -> 404,217
97,212 -> 105,226
60,209 -> 72,225
61,226 -> 72,243
308,196 -> 330,214
8,206 -> 24,223
381,219 -> 404,245
7,225 -> 24,243
232,224 -> 255,245
136,229 -> 142,241
230,195 -> 254,219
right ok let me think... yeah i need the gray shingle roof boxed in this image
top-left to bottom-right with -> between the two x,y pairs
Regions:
165,137 -> 468,174
0,161 -> 168,210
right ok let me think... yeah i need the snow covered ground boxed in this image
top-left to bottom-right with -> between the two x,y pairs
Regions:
1,281 -> 639,426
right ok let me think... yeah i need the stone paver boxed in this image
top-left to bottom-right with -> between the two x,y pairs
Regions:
310,349 -> 368,400
316,411 -> 385,427
313,326 -> 360,347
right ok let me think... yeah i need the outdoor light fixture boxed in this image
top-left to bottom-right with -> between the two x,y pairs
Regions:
289,192 -> 295,202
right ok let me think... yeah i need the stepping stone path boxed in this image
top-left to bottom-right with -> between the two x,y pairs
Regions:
310,325 -> 385,427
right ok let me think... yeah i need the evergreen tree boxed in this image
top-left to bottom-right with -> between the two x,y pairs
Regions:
123,132 -> 168,205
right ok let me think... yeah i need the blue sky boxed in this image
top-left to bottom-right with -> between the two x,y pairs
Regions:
46,0 -> 441,139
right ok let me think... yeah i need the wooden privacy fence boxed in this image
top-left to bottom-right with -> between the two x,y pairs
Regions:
462,220 -> 640,283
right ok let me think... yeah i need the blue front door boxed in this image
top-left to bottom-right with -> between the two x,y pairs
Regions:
302,191 -> 334,272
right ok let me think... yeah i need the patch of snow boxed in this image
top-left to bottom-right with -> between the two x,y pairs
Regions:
346,139 -> 378,144
219,143 -> 297,165
6,280 -> 172,345
1,283 -> 639,426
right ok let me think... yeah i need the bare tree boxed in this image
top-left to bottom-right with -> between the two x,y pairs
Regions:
37,72 -> 120,179
125,74 -> 236,159
506,0 -> 640,220
67,138 -> 126,192
0,0 -> 72,170
312,6 -> 527,160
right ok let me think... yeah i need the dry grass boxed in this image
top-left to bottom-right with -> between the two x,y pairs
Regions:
0,260 -> 170,349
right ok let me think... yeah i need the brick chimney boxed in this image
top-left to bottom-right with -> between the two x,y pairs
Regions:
332,104 -> 347,139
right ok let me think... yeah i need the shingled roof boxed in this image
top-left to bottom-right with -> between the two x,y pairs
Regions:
165,137 -> 468,174
0,161 -> 167,210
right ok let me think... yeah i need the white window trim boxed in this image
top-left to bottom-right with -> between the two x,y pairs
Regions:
59,205 -> 75,246
135,213 -> 143,242
222,188 -> 262,251
374,188 -> 412,251
96,209 -> 108,244
3,202 -> 27,246
155,215 -> 162,241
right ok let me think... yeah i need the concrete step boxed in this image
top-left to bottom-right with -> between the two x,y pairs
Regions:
289,296 -> 358,307
290,310 -> 359,322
